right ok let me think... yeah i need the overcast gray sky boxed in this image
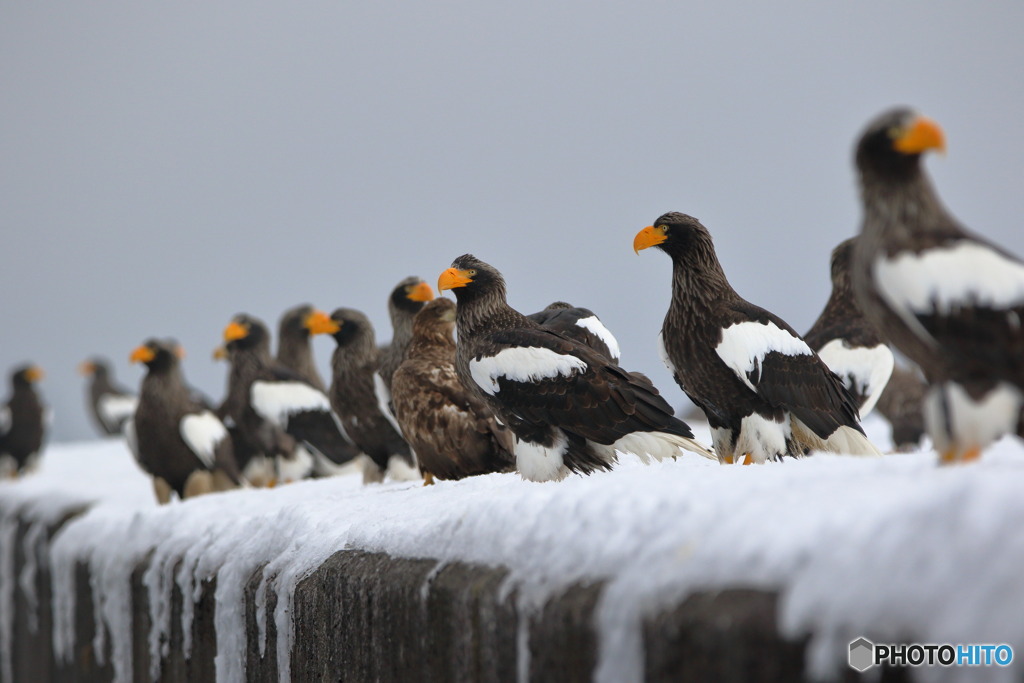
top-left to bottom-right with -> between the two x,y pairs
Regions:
2,2 -> 1023,441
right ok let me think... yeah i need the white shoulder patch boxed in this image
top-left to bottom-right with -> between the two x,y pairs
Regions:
875,242 -> 1024,319
251,380 -> 331,427
97,394 -> 137,431
469,347 -> 588,395
123,418 -> 140,464
657,332 -> 679,377
816,339 -> 895,417
373,371 -> 404,436
715,321 -> 813,392
179,411 -> 228,469
0,406 -> 9,435
575,316 -> 621,361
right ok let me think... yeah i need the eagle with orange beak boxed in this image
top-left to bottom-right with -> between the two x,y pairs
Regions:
275,304 -> 335,391
128,339 -> 241,503
220,313 -> 362,483
851,107 -> 1024,464
0,364 -> 47,477
79,357 -> 138,436
438,254 -> 714,482
634,213 -> 879,464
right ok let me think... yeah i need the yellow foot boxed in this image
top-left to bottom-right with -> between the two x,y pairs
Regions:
939,446 -> 983,465
721,454 -> 734,465
422,471 -> 436,486
267,478 -> 278,488
741,453 -> 753,466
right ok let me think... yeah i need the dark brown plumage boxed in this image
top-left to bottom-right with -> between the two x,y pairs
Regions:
391,298 -> 515,481
0,365 -> 46,477
128,339 -> 240,503
438,254 -> 714,482
526,302 -> 621,363
377,276 -> 435,395
221,314 -> 361,482
79,358 -> 137,436
634,213 -> 879,464
276,304 -> 329,391
803,237 -> 894,417
851,108 -> 1024,463
874,366 -> 927,452
317,308 -> 417,483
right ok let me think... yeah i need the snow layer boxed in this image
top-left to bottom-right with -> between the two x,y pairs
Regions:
1,420 -> 1023,682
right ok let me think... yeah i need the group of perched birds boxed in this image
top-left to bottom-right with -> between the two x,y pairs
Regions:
5,107 -> 1022,501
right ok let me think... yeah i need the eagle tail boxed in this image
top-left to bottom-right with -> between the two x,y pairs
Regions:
792,419 -> 881,456
609,431 -> 717,462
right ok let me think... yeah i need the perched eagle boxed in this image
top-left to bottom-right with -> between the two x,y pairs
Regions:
391,298 -> 516,483
373,276 -> 435,435
220,313 -> 362,483
276,304 -> 333,391
79,357 -> 137,436
850,107 -> 1024,463
804,237 -> 894,417
314,307 -> 419,483
128,339 -> 241,503
0,365 -> 46,478
635,212 -> 879,464
526,302 -> 621,363
438,254 -> 714,482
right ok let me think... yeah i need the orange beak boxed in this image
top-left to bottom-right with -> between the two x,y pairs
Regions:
212,346 -> 228,361
24,366 -> 44,382
407,281 -> 435,302
130,346 -> 155,364
438,268 -> 473,291
893,115 -> 946,155
175,345 -> 186,360
305,309 -> 341,335
223,320 -> 249,342
633,225 -> 667,253
78,361 -> 96,376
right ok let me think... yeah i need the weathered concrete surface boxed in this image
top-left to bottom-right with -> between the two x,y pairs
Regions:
1,504 -> 852,683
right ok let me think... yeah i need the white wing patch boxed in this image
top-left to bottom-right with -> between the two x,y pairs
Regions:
123,418 -> 140,465
372,371 -> 404,436
179,412 -> 228,469
575,316 -> 621,361
715,321 -> 813,392
469,347 -> 588,395
97,394 -> 137,431
0,407 -> 9,435
816,339 -> 895,417
875,242 -> 1024,319
657,332 -> 679,377
250,380 -> 331,427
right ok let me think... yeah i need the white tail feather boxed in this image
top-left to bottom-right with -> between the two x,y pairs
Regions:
605,431 -> 716,462
792,419 -> 881,456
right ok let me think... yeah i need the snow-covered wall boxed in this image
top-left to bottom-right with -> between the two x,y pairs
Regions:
1,419 -> 1023,682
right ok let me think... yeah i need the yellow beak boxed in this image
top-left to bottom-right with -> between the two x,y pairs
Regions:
893,115 -> 946,155
438,268 -> 474,291
407,281 -> 435,302
223,320 -> 249,342
633,225 -> 666,253
305,309 -> 341,335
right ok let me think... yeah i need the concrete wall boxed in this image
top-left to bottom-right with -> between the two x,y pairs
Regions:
0,503 -> 906,682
